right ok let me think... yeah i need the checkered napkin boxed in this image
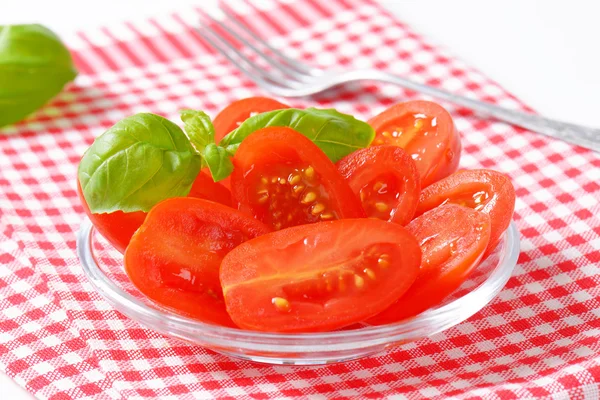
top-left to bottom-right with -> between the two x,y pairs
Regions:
1,0 -> 600,398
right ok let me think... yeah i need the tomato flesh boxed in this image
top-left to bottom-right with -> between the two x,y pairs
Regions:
78,170 -> 233,253
220,219 -> 421,332
231,127 -> 365,230
368,100 -> 461,187
416,169 -> 515,255
213,96 -> 289,142
124,198 -> 271,327
337,146 -> 420,225
367,204 -> 491,325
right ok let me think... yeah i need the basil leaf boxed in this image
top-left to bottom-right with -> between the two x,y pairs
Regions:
0,24 -> 77,129
78,113 -> 202,213
220,108 -> 375,162
180,109 -> 215,156
203,143 -> 234,182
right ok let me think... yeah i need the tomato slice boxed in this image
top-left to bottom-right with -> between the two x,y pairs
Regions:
124,198 -> 271,327
367,204 -> 491,325
79,170 -> 233,253
230,127 -> 365,230
415,169 -> 515,255
213,97 -> 289,142
368,100 -> 461,187
220,218 -> 421,332
337,145 -> 420,225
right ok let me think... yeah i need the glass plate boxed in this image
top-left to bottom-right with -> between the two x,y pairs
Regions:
77,218 -> 519,365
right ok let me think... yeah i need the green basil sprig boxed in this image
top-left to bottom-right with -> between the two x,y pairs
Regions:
78,113 -> 201,214
180,109 -> 233,182
0,24 -> 77,129
220,108 -> 375,162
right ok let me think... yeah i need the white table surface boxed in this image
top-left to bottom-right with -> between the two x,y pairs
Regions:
1,1 -> 599,398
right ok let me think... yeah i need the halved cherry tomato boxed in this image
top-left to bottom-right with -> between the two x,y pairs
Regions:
230,127 -> 365,230
124,198 -> 271,327
367,204 -> 491,325
220,218 -> 421,332
337,145 -> 420,225
415,169 -> 515,255
213,97 -> 289,142
368,100 -> 461,187
78,170 -> 233,253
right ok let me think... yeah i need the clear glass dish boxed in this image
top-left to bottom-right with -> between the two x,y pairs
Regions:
77,218 -> 519,365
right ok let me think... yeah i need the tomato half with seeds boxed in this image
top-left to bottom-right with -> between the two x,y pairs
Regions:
230,127 -> 365,230
124,198 -> 271,327
213,97 -> 289,142
220,218 -> 421,332
367,204 -> 491,325
416,169 -> 515,255
337,145 -> 420,225
79,170 -> 233,253
368,100 -> 461,187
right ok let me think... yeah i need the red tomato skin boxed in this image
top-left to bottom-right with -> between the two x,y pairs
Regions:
337,145 -> 420,225
189,170 -> 233,207
213,97 -> 289,142
367,204 -> 491,325
220,218 -> 422,332
230,127 -> 365,230
124,198 -> 271,327
368,100 -> 462,187
79,170 -> 233,253
416,169 -> 515,255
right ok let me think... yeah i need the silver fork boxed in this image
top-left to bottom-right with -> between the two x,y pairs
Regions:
198,9 -> 600,153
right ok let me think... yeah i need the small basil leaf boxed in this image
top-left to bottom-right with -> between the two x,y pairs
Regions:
0,24 -> 77,129
203,143 -> 234,182
220,108 -> 375,162
180,109 -> 215,154
78,113 -> 202,213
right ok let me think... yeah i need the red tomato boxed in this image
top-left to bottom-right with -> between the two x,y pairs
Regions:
367,204 -> 491,325
220,218 -> 421,332
368,100 -> 461,187
415,169 -> 515,255
230,127 -> 365,231
337,145 -> 420,225
213,97 -> 289,142
189,169 -> 233,207
124,198 -> 271,327
79,170 -> 233,253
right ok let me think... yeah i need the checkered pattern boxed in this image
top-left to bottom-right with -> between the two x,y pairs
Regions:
1,0 -> 599,398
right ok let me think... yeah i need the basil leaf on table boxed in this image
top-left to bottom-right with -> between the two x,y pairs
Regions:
219,108 -> 375,162
203,143 -> 234,182
78,113 -> 202,214
0,24 -> 77,129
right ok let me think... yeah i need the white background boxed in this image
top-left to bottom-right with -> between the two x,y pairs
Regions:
1,1 -> 599,398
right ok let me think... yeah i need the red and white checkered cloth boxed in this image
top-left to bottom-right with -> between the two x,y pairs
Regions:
1,0 -> 600,398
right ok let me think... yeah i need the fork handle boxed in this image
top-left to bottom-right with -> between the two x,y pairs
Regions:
358,70 -> 600,152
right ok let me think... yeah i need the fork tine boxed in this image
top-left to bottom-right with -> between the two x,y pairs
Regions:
219,6 -> 324,77
205,13 -> 314,84
196,20 -> 302,90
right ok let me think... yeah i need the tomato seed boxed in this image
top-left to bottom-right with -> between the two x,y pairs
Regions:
375,202 -> 389,212
304,165 -> 315,179
311,203 -> 325,215
364,268 -> 376,280
377,257 -> 390,269
301,191 -> 317,204
272,297 -> 291,312
354,274 -> 365,288
320,212 -> 334,220
288,174 -> 301,185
